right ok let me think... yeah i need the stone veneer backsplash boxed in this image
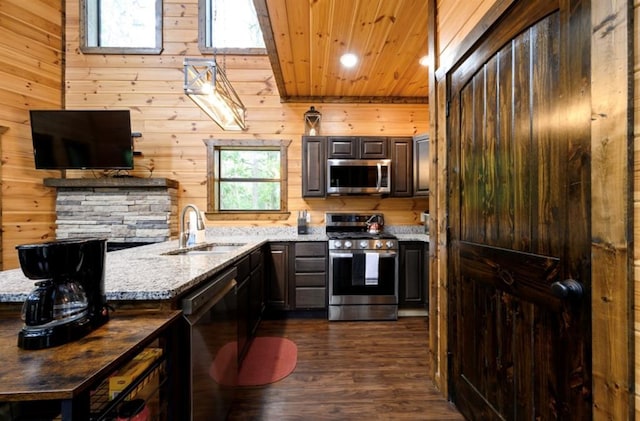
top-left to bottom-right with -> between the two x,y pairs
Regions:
53,183 -> 179,244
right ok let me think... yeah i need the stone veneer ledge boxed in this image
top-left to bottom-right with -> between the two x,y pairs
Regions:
44,178 -> 179,243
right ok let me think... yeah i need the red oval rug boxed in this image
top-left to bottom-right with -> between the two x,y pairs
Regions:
210,337 -> 297,387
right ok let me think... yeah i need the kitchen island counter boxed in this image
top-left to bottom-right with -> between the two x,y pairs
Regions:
0,233 -> 328,304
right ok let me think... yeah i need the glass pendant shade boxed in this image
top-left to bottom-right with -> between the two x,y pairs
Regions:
183,58 -> 247,131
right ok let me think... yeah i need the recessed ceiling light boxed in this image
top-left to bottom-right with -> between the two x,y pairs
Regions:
419,55 -> 429,67
340,53 -> 358,68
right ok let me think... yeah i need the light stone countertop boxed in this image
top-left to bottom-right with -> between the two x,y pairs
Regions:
0,228 -> 428,303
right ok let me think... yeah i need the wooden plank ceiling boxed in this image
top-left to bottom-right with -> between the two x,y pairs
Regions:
253,0 -> 428,103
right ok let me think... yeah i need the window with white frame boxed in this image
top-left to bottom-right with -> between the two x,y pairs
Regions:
204,139 -> 290,219
199,0 -> 266,54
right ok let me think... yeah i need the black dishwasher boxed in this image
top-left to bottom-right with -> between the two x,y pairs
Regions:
182,267 -> 238,421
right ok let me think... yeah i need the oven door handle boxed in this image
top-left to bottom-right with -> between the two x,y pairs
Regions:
376,162 -> 382,191
330,252 -> 354,258
371,251 -> 397,258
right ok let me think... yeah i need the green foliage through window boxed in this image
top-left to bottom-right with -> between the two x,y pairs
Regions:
218,149 -> 281,211
205,139 -> 290,217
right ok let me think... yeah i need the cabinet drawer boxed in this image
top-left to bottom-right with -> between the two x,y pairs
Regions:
295,273 -> 326,287
295,257 -> 326,273
294,242 -> 327,257
295,287 -> 326,308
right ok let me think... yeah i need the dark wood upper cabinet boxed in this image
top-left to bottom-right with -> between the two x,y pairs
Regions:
327,136 -> 388,159
413,133 -> 430,196
390,137 -> 413,197
359,137 -> 388,158
302,135 -> 414,197
327,136 -> 357,158
302,136 -> 326,197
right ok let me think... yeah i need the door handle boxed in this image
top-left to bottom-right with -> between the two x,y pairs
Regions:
550,279 -> 583,300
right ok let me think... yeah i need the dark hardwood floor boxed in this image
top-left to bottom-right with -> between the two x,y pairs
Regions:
227,316 -> 464,420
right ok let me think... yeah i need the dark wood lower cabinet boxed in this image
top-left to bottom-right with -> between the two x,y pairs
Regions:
248,246 -> 264,336
263,241 -> 430,313
399,241 -> 428,309
293,242 -> 327,310
266,242 -> 292,311
237,247 -> 265,362
265,241 -> 328,313
237,273 -> 250,360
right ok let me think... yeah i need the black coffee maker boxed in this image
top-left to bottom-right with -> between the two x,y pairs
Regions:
16,238 -> 109,350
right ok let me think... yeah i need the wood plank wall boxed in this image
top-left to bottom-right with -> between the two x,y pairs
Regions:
591,2 -> 632,419
634,1 -> 640,418
0,0 -> 63,270
62,0 -> 429,248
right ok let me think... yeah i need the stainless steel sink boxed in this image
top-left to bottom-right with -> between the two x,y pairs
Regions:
163,243 -> 247,256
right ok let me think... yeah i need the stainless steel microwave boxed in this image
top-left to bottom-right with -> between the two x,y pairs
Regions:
326,159 -> 391,195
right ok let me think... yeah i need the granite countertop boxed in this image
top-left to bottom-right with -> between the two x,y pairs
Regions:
0,228 -> 429,304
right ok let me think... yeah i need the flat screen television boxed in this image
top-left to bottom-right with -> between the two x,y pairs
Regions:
29,109 -> 134,170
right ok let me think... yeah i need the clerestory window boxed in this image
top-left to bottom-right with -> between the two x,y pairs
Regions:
198,0 -> 266,54
79,0 -> 163,54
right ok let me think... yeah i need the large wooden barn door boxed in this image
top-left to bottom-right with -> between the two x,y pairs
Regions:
447,1 -> 592,420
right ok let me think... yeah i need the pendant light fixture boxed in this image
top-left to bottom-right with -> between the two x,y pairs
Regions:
183,58 -> 247,131
183,1 -> 246,131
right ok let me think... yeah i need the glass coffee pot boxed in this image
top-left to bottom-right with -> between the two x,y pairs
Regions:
22,279 -> 89,327
16,238 -> 109,350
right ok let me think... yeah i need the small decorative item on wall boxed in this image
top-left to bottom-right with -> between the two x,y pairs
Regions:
304,106 -> 321,136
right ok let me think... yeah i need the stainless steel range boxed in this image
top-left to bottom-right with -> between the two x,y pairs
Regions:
326,212 -> 398,321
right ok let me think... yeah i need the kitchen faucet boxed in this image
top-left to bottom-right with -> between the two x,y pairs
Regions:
179,204 -> 205,248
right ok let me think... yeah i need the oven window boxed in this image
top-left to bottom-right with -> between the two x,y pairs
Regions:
331,254 -> 396,295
